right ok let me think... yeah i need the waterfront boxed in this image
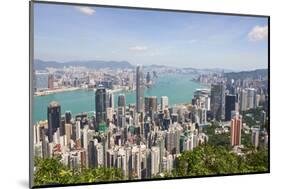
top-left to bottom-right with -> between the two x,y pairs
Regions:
33,73 -> 207,123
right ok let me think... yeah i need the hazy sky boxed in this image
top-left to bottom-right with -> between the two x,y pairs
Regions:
34,3 -> 268,70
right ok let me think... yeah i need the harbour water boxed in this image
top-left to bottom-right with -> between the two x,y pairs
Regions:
32,73 -> 208,123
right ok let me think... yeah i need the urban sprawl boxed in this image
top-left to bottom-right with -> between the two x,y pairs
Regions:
33,65 -> 269,180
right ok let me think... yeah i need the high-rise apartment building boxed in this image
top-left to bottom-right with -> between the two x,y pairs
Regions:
210,83 -> 225,120
47,101 -> 61,142
136,65 -> 144,113
160,96 -> 169,111
230,115 -> 242,146
225,94 -> 236,121
95,84 -> 107,131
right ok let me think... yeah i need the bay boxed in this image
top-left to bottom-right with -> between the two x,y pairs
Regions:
32,73 -> 207,123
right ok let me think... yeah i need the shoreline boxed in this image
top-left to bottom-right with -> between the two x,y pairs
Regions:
34,87 -> 81,96
33,101 -> 193,125
34,86 -> 135,97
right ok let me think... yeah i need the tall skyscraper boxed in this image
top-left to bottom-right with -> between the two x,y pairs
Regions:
136,65 -> 144,113
260,110 -> 267,126
255,94 -> 261,108
160,96 -> 169,111
65,111 -> 72,124
118,94 -> 126,112
151,146 -> 160,176
107,91 -> 114,109
33,69 -> 37,94
95,84 -> 107,131
144,96 -> 157,117
247,88 -> 255,109
47,101 -> 61,142
48,74 -> 54,89
117,94 -> 126,128
210,83 -> 225,121
225,94 -> 236,121
230,115 -> 242,146
146,72 -> 151,84
240,89 -> 248,111
252,128 -> 260,148
193,89 -> 210,111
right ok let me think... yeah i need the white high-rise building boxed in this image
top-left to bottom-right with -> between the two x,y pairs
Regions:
95,143 -> 104,167
161,96 -> 169,111
247,88 -> 256,109
136,65 -> 144,113
106,107 -> 114,122
131,146 -> 141,179
82,125 -> 88,150
151,146 -> 160,176
252,128 -> 260,148
240,89 -> 248,111
75,121 -> 81,140
117,148 -> 127,177
255,94 -> 261,108
166,154 -> 174,172
33,124 -> 41,144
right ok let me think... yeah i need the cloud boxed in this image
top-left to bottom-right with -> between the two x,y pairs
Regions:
129,46 -> 148,52
75,6 -> 95,15
187,39 -> 197,44
248,25 -> 268,41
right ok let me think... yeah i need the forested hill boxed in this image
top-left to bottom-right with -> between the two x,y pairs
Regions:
224,69 -> 268,80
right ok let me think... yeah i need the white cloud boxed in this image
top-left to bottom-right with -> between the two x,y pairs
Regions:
129,46 -> 148,52
75,6 -> 95,15
187,39 -> 197,44
248,25 -> 268,41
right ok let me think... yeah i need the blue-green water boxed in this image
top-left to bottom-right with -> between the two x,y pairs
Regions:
33,73 -> 207,123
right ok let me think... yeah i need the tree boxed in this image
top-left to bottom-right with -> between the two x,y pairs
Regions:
172,145 -> 268,178
34,157 -> 123,186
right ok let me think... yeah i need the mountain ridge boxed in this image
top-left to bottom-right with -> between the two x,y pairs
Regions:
34,59 -> 134,70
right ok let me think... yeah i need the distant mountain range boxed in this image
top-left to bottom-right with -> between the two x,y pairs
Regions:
34,59 -> 267,77
34,59 -> 134,70
224,69 -> 268,80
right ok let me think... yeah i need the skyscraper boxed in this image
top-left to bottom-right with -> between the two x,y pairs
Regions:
247,88 -> 255,109
251,128 -> 260,148
144,96 -> 157,117
136,65 -> 144,113
151,146 -> 160,176
225,94 -> 236,121
260,110 -> 267,126
107,91 -> 114,110
65,111 -> 72,124
240,89 -> 248,111
95,84 -> 107,131
146,72 -> 151,84
210,83 -> 225,121
230,115 -> 242,146
118,94 -> 126,112
117,94 -> 126,128
160,96 -> 169,111
48,74 -> 54,89
47,101 -> 61,142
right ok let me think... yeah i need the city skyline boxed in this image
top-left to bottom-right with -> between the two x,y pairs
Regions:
34,3 -> 268,70
31,2 -> 269,187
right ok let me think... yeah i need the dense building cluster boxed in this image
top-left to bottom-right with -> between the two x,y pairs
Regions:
33,66 -> 268,180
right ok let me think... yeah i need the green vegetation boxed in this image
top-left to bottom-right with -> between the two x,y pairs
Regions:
242,107 -> 264,128
34,157 -> 123,186
170,145 -> 268,178
34,144 -> 268,186
203,121 -> 256,149
241,129 -> 252,148
202,122 -> 231,150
